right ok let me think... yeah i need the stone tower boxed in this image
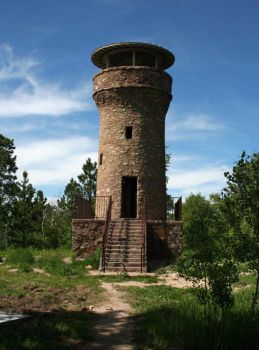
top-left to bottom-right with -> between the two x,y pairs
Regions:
92,42 -> 175,220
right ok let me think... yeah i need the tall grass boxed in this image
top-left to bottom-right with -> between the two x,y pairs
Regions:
125,285 -> 259,350
0,311 -> 94,350
82,248 -> 101,270
1,247 -> 101,276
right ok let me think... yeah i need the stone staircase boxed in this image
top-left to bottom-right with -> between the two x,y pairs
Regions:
102,219 -> 147,272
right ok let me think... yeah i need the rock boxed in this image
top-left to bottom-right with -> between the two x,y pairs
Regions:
9,269 -> 18,273
63,257 -> 72,264
33,268 -> 51,276
106,307 -> 113,311
88,305 -> 94,311
85,265 -> 93,270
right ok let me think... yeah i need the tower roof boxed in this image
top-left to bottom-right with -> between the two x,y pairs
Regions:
91,42 -> 175,70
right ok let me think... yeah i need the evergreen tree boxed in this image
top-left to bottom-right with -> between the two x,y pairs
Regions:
59,158 -> 97,217
0,134 -> 18,248
58,178 -> 82,217
42,203 -> 71,248
12,171 -> 47,247
78,158 -> 97,202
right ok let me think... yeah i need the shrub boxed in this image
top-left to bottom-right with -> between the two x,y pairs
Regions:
35,251 -> 86,276
6,248 -> 35,267
83,248 -> 101,270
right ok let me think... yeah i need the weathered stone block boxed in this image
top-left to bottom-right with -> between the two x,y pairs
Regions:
72,219 -> 104,258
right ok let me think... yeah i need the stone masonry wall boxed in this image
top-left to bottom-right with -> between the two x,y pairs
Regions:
167,220 -> 182,259
93,66 -> 172,220
72,219 -> 104,258
146,220 -> 182,270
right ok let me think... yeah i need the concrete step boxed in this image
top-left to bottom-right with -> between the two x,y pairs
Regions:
106,258 -> 146,263
107,243 -> 142,246
104,267 -> 147,272
107,262 -> 145,268
111,231 -> 142,234
107,248 -> 142,252
108,242 -> 142,246
107,252 -> 142,257
111,230 -> 142,234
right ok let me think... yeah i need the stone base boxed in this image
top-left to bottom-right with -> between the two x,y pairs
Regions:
166,220 -> 182,259
147,220 -> 182,270
72,219 -> 104,258
72,219 -> 182,268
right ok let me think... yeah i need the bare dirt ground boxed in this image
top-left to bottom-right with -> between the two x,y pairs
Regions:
0,284 -> 93,314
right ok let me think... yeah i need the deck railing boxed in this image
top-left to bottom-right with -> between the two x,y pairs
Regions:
74,196 -> 111,219
101,196 -> 112,272
167,196 -> 182,221
141,199 -> 147,273
143,196 -> 182,221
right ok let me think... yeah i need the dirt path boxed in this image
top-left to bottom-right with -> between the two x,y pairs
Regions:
87,282 -> 135,349
86,273 -> 192,349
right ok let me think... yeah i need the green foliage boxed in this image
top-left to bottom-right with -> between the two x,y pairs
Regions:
0,311 -> 95,350
0,134 -> 18,249
59,157 -> 97,218
78,158 -> 97,202
223,152 -> 259,310
125,285 -> 259,350
179,194 -> 238,313
11,171 -> 47,248
58,178 -> 82,218
35,251 -> 86,276
83,248 -> 101,270
6,247 -> 35,267
41,204 -> 72,248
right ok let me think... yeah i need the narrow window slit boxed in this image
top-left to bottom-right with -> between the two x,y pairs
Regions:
125,126 -> 133,139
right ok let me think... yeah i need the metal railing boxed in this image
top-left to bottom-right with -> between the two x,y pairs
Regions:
167,196 -> 182,221
74,197 -> 94,219
101,196 -> 112,272
74,196 -> 111,219
142,196 -> 182,221
141,199 -> 147,273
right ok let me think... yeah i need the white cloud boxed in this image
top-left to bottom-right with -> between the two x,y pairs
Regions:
167,165 -> 228,197
166,114 -> 224,141
0,44 -> 92,118
16,136 -> 98,185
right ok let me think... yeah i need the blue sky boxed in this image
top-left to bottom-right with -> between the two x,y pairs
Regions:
1,0 -> 258,200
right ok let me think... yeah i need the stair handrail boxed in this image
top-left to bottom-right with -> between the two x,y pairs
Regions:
102,196 -> 112,272
141,198 -> 147,273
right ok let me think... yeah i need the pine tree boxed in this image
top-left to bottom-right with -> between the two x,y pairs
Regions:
12,171 -> 47,247
0,134 -> 18,248
58,178 -> 82,217
78,158 -> 97,202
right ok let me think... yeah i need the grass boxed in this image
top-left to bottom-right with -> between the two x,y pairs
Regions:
124,285 -> 259,350
0,248 -> 103,349
0,311 -> 95,350
0,247 -> 98,276
1,248 -> 259,349
97,273 -> 159,283
82,248 -> 101,270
